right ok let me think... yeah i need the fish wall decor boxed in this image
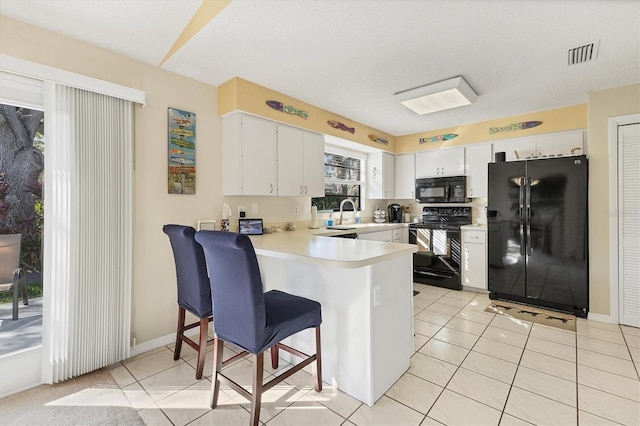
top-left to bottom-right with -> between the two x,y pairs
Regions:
419,134 -> 458,144
266,100 -> 308,119
489,121 -> 542,134
327,120 -> 355,134
368,134 -> 389,145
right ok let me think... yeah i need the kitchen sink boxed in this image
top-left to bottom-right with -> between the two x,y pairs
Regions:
326,226 -> 357,230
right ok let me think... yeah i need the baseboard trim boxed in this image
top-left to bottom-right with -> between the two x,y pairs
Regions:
587,312 -> 616,324
130,333 -> 175,357
129,329 -> 203,357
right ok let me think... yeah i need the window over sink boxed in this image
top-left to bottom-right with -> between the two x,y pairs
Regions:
312,148 -> 365,212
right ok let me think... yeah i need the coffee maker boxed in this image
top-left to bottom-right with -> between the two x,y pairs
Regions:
388,204 -> 402,223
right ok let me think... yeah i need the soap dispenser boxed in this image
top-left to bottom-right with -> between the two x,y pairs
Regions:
327,212 -> 334,227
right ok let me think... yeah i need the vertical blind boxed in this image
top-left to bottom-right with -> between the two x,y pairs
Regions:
42,83 -> 132,382
619,123 -> 640,327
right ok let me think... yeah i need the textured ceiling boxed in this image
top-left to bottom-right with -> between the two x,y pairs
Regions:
1,0 -> 639,136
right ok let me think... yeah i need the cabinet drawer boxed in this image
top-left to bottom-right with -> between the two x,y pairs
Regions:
463,230 -> 486,243
392,228 -> 402,240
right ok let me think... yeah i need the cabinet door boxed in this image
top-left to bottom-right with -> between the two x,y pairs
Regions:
465,144 -> 492,198
242,115 -> 276,195
368,151 -> 394,199
382,152 -> 395,199
277,125 -> 304,196
535,131 -> 584,158
415,148 -> 464,177
302,131 -> 325,197
492,137 -> 535,161
463,241 -> 487,290
395,153 -> 415,199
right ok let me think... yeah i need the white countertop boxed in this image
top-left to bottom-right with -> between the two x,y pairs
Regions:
249,225 -> 416,269
461,224 -> 487,230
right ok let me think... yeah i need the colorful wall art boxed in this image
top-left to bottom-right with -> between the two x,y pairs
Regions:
489,121 -> 542,134
266,100 -> 308,119
328,120 -> 355,134
168,107 -> 196,194
368,134 -> 389,145
419,134 -> 458,144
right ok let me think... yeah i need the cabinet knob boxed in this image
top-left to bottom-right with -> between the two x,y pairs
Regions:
304,185 -> 308,195
270,183 -> 273,194
300,185 -> 303,195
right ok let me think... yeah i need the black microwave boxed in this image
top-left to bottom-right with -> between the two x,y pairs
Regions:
416,176 -> 468,203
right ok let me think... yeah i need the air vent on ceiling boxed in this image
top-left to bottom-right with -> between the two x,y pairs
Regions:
568,41 -> 599,65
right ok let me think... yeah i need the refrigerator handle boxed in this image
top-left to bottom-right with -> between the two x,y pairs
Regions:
519,177 -> 525,256
526,177 -> 532,256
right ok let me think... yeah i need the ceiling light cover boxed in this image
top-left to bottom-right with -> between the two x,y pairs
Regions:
394,76 -> 478,115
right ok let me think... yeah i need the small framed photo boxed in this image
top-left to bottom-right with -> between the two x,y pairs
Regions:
239,218 -> 264,235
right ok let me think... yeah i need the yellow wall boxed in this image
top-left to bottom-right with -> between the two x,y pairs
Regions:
396,104 -> 588,153
587,83 -> 640,316
218,77 -> 397,152
0,16 -> 221,344
2,13 -> 637,345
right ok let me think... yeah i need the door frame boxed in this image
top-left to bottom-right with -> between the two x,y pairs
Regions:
608,113 -> 640,324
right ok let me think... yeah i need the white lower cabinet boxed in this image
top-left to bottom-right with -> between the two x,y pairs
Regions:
461,227 -> 487,291
358,230 -> 393,242
392,228 -> 402,243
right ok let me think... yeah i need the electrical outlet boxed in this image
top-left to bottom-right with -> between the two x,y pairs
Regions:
293,205 -> 300,215
303,205 -> 310,215
373,286 -> 381,307
251,203 -> 259,214
238,205 -> 245,217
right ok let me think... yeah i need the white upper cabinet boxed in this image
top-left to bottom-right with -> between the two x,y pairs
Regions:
277,125 -> 305,196
223,113 -> 324,196
464,144 -> 492,198
534,131 -> 585,158
492,137 -> 535,161
492,130 -> 585,161
301,131 -> 325,197
395,153 -> 416,199
223,114 -> 276,196
415,148 -> 464,178
368,151 -> 395,199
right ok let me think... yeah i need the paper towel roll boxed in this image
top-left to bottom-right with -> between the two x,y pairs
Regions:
310,206 -> 318,229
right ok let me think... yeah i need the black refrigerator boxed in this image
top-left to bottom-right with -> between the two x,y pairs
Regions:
487,155 -> 589,317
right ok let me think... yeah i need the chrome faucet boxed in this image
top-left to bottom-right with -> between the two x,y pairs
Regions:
338,199 -> 356,225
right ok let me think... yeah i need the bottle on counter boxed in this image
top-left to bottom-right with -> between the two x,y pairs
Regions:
355,211 -> 361,224
327,212 -> 334,227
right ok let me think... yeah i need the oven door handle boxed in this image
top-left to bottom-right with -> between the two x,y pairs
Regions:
445,184 -> 451,202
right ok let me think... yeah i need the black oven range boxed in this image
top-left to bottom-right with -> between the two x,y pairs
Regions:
408,207 -> 472,290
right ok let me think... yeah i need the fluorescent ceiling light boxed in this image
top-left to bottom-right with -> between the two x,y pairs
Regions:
394,76 -> 478,115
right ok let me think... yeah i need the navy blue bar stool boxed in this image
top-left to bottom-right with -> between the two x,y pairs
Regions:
194,230 -> 322,426
163,225 -> 213,379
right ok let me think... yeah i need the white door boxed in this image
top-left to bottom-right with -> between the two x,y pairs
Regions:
618,122 -> 640,327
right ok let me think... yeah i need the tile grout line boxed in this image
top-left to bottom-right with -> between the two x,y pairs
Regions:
422,292 -> 504,423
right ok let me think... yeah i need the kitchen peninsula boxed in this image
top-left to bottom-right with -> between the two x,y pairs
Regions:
249,227 -> 417,406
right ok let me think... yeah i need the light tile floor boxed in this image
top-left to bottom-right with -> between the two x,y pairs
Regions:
104,284 -> 640,425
